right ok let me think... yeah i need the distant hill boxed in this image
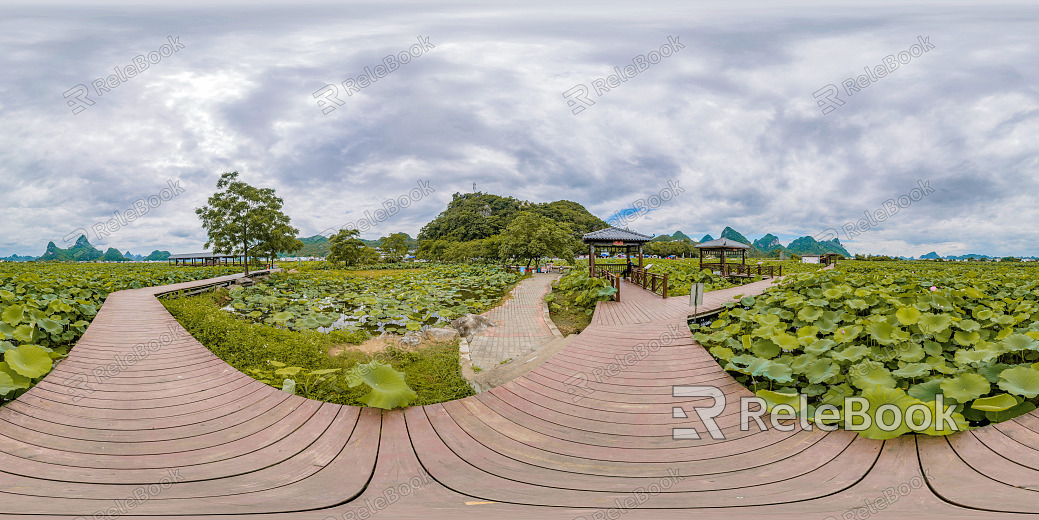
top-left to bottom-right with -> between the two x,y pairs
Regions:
753,233 -> 785,254
944,253 -> 992,260
699,234 -> 714,242
418,192 -> 607,242
651,231 -> 695,243
0,254 -> 37,262
720,227 -> 752,245
33,235 -> 173,262
289,233 -> 417,258
101,248 -> 129,262
671,231 -> 692,242
144,250 -> 171,261
920,251 -> 941,260
785,236 -> 851,257
293,235 -> 332,257
39,235 -> 102,261
693,228 -> 850,258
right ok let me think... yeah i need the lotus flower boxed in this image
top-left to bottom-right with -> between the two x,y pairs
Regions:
930,286 -> 937,291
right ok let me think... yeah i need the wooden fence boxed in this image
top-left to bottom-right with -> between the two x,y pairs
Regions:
595,265 -> 622,301
631,267 -> 668,298
703,263 -> 783,278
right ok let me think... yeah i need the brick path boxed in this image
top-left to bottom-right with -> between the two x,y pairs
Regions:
467,272 -> 561,370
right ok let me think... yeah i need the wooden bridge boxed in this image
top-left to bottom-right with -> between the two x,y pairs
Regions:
0,272 -> 1035,519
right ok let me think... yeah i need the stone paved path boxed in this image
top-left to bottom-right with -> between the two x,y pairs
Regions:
467,272 -> 562,370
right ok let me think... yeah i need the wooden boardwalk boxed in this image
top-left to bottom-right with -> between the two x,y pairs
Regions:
0,273 -> 1035,519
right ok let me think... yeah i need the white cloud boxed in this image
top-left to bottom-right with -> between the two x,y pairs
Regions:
0,1 -> 1037,257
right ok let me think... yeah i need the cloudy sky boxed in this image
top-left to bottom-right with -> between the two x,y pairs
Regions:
1,0 -> 1037,258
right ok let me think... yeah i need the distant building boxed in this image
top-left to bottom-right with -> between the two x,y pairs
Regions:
802,253 -> 842,266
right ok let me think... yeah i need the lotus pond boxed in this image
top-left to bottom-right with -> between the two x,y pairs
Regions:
696,260 -> 1039,438
221,264 -> 524,334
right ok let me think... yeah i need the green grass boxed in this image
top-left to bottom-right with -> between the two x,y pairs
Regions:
162,291 -> 473,407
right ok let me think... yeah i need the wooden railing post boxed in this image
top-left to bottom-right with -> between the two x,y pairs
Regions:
662,274 -> 668,298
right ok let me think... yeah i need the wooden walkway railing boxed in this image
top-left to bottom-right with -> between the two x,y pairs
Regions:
704,262 -> 783,278
594,265 -> 621,301
1,272 -> 1037,519
630,267 -> 668,298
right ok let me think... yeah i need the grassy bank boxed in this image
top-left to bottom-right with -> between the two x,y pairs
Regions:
162,291 -> 473,407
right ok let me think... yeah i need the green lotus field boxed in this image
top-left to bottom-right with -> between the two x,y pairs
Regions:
219,263 -> 523,334
696,260 -> 1039,438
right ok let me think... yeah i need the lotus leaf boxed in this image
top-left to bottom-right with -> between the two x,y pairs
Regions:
4,344 -> 52,378
985,401 -> 1036,422
895,306 -> 921,325
998,366 -> 1039,398
345,360 -> 418,409
971,393 -> 1018,412
940,373 -> 990,402
851,366 -> 897,390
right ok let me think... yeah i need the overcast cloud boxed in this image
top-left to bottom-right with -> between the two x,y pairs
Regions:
1,0 -> 1036,257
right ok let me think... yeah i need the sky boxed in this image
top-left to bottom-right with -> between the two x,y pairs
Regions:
1,0 -> 1037,258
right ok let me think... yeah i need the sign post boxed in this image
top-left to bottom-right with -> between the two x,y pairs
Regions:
690,282 -> 704,317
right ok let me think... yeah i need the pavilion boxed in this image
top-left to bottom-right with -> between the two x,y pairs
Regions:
695,237 -> 750,276
695,238 -> 782,278
581,227 -> 654,277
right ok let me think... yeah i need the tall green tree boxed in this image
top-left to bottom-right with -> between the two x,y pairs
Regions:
498,212 -> 574,268
379,232 -> 410,262
195,171 -> 296,275
256,221 -> 303,268
416,239 -> 450,261
328,229 -> 378,267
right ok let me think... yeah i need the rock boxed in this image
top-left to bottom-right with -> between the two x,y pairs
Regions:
399,331 -> 422,347
450,314 -> 495,340
422,327 -> 459,342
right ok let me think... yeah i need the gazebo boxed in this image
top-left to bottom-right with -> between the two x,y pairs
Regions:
695,238 -> 782,278
581,227 -> 653,277
695,238 -> 750,275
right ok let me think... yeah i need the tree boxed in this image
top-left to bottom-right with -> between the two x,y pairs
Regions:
196,171 -> 297,275
416,239 -> 450,261
328,229 -> 378,267
498,212 -> 574,268
256,221 -> 302,268
380,233 -> 410,262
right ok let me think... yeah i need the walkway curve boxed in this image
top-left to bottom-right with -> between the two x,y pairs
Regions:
0,272 -> 1035,519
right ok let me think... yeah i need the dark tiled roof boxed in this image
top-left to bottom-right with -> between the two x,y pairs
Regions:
581,227 -> 654,243
694,238 -> 751,249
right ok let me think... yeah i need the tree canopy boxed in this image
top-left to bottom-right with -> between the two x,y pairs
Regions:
498,212 -> 575,267
195,171 -> 298,274
328,229 -> 378,266
418,192 -> 606,243
379,232 -> 410,262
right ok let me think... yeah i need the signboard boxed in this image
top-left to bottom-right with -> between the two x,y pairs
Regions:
612,240 -> 624,246
690,283 -> 704,307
